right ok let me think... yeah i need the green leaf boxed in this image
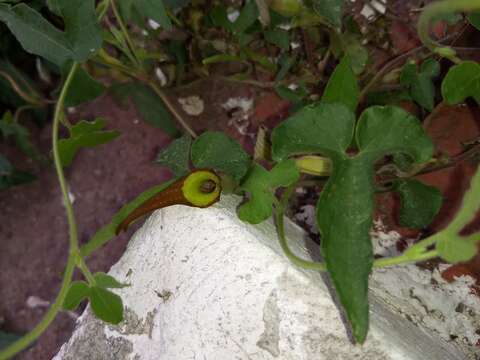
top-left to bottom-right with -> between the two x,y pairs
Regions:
0,1 -> 102,66
393,179 -> 442,229
264,28 -> 290,50
316,156 -> 373,343
436,234 -> 478,263
0,154 -> 13,175
436,167 -> 480,263
321,56 -> 359,112
191,131 -> 251,181
400,59 -> 439,111
441,61 -> 480,105
63,281 -> 90,310
94,272 -> 129,289
237,160 -> 300,224
64,66 -> 105,107
272,102 -> 355,161
275,84 -> 306,104
134,0 -> 172,30
58,118 -> 120,166
0,331 -> 22,351
468,11 -> 480,31
355,106 -> 434,163
272,103 -> 434,343
209,5 -> 234,32
0,167 -> 36,190
156,133 -> 192,177
89,286 -> 124,324
312,0 -> 343,28
110,82 -> 179,137
275,54 -> 296,82
232,0 -> 259,34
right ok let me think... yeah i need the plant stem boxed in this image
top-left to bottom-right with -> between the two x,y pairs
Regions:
418,0 -> 480,62
110,0 -> 141,68
373,250 -> 439,268
76,253 -> 97,285
0,70 -> 44,106
275,185 -> 326,271
0,257 -> 76,360
147,80 -> 198,138
0,63 -> 80,360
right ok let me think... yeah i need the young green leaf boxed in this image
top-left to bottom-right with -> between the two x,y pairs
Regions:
400,59 -> 439,111
156,133 -> 192,177
393,179 -> 442,229
94,272 -> 129,289
436,233 -> 478,263
134,0 -> 172,30
321,56 -> 359,112
441,61 -> 480,105
264,29 -> 290,50
58,118 -> 120,166
237,160 -> 300,224
312,0 -> 343,28
110,82 -> 179,137
63,281 -> 90,311
89,286 -> 124,324
0,0 -> 102,66
232,0 -> 259,34
64,67 -> 105,107
272,103 -> 433,343
191,131 -> 251,181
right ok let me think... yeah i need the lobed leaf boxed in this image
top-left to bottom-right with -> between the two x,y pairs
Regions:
0,0 -> 102,66
312,0 -> 343,28
135,0 -> 172,30
58,118 -> 120,166
237,160 -> 299,224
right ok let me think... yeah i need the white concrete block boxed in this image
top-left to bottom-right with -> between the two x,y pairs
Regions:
55,196 -> 470,360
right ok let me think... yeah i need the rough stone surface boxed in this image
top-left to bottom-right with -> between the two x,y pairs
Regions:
55,196 -> 467,360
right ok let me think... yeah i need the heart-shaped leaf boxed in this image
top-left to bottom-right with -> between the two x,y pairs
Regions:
156,133 -> 192,177
441,61 -> 480,105
63,281 -> 90,311
321,56 -> 359,112
191,131 -> 251,181
393,179 -> 442,229
400,59 -> 439,111
89,286 -> 124,325
58,118 -> 120,166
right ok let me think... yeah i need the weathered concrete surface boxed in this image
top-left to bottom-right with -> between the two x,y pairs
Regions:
54,196 -> 467,360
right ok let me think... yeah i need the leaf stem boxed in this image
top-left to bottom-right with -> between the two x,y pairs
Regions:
275,185 -> 326,271
418,0 -> 480,62
0,63 -> 80,360
373,250 -> 439,268
110,0 -> 141,68
147,80 -> 198,138
0,69 -> 44,106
